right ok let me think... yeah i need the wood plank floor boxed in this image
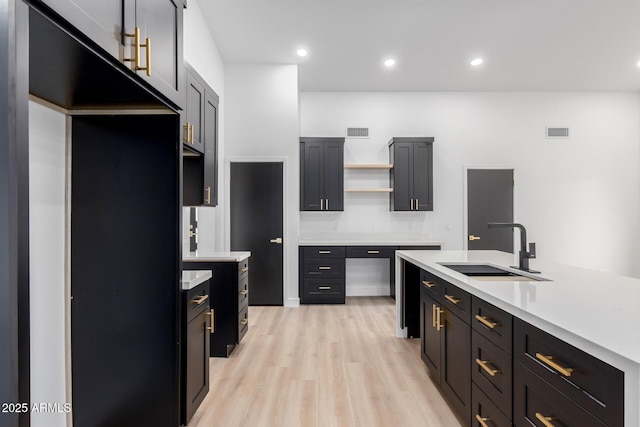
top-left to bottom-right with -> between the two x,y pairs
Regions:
188,297 -> 462,427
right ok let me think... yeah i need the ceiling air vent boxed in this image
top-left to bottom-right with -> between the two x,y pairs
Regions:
546,127 -> 570,138
346,127 -> 369,138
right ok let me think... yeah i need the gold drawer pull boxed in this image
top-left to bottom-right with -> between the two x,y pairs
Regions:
206,309 -> 214,333
240,318 -> 248,326
432,304 -> 437,328
444,294 -> 461,304
318,250 -> 331,254
318,266 -> 331,270
239,267 -> 249,273
318,286 -> 331,290
205,186 -> 211,204
191,295 -> 209,305
239,290 -> 248,296
536,353 -> 573,377
367,250 -> 380,254
535,412 -> 556,427
475,359 -> 500,377
475,315 -> 499,329
436,307 -> 444,331
422,280 -> 436,288
475,415 -> 491,427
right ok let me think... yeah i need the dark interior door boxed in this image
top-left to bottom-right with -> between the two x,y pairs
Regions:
467,169 -> 514,253
230,162 -> 284,305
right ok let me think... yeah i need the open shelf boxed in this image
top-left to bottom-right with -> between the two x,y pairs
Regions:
345,188 -> 394,193
344,164 -> 393,169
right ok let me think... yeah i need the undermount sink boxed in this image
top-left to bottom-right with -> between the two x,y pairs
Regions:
438,263 -> 548,282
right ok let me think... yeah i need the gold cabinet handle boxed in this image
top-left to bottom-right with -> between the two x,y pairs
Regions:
432,304 -> 437,328
318,250 -> 331,254
206,309 -> 214,333
475,415 -> 491,427
410,199 -> 414,210
367,250 -> 380,254
416,199 -> 419,210
475,315 -> 499,329
469,235 -> 481,241
444,294 -> 461,305
124,27 -> 141,69
239,267 -> 249,273
422,280 -> 436,288
240,318 -> 248,326
189,123 -> 194,144
436,307 -> 444,331
239,290 -> 248,296
191,294 -> 208,305
318,286 -> 331,290
535,353 -> 573,377
183,123 -> 190,143
143,36 -> 151,76
205,186 -> 211,204
320,199 -> 324,210
535,412 -> 556,427
475,359 -> 500,377
318,266 -> 331,270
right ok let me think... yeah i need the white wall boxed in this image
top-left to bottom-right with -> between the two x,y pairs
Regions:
300,92 -> 640,278
29,101 -> 67,427
183,0 -> 225,252
225,64 -> 300,305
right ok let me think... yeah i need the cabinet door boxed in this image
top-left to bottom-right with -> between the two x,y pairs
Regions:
203,91 -> 219,206
301,141 -> 325,210
184,309 -> 210,424
323,141 -> 344,211
125,0 -> 184,108
412,142 -> 433,211
440,310 -> 471,424
420,290 -> 442,379
184,71 -> 205,153
40,0 -> 123,59
391,142 -> 413,211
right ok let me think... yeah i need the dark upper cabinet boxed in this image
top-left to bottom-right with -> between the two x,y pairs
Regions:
389,137 -> 434,211
183,63 -> 219,207
300,137 -> 345,211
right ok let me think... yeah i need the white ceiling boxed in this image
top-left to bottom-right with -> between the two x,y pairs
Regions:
198,0 -> 640,92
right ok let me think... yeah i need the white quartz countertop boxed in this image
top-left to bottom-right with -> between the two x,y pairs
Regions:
396,250 -> 640,366
183,251 -> 251,262
181,270 -> 212,290
299,232 -> 442,246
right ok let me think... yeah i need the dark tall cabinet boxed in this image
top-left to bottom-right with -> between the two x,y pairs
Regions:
183,63 -> 219,207
389,137 -> 434,211
300,137 -> 344,211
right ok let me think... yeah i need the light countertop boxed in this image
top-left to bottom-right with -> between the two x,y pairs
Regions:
181,270 -> 212,291
395,249 -> 640,425
183,251 -> 251,262
299,232 -> 442,246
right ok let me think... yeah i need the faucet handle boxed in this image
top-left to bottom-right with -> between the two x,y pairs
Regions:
528,242 -> 536,258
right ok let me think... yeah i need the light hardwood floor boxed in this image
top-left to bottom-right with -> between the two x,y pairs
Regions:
188,297 -> 462,427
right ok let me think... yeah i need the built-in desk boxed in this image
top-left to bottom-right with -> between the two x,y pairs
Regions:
299,233 -> 441,304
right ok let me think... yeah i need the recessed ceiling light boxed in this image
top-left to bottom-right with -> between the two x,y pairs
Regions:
470,58 -> 483,66
296,49 -> 308,57
384,59 -> 396,67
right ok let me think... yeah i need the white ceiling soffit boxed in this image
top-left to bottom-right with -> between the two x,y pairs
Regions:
197,0 -> 640,92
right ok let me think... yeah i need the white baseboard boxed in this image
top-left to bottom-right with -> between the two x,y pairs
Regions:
285,297 -> 300,307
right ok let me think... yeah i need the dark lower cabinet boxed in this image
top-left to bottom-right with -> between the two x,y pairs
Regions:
419,279 -> 470,425
183,258 -> 250,357
299,246 -> 346,304
182,280 -> 211,425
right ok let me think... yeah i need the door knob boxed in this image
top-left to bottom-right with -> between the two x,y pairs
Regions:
269,237 -> 283,244
469,235 -> 481,241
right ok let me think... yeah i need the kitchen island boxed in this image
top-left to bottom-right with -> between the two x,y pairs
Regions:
395,250 -> 639,426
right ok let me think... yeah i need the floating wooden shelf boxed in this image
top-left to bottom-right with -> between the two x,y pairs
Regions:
344,164 -> 393,169
345,188 -> 394,193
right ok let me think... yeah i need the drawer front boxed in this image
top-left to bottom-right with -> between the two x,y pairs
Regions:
471,331 -> 512,419
420,269 -> 442,298
441,281 -> 471,323
184,281 -> 210,323
514,361 -> 607,427
238,258 -> 249,281
514,318 -> 623,427
345,246 -> 394,258
302,259 -> 345,278
302,246 -> 345,259
238,305 -> 249,343
238,276 -> 249,310
471,297 -> 512,353
471,383 -> 511,427
303,279 -> 345,297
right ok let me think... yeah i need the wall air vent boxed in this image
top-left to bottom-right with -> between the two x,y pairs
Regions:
346,127 -> 369,138
546,127 -> 570,138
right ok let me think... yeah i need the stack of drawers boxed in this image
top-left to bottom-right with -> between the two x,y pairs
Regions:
299,246 -> 345,303
238,258 -> 249,342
